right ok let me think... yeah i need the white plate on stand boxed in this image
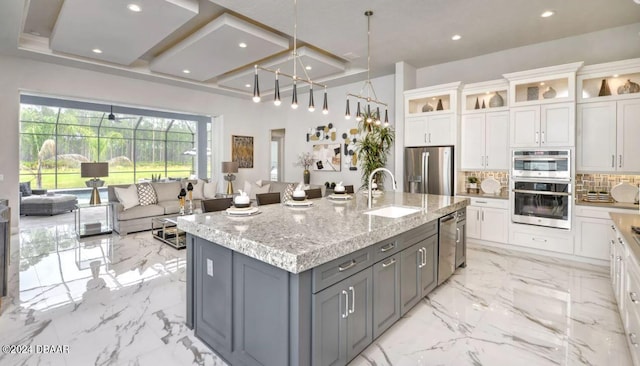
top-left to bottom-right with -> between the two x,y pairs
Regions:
284,200 -> 314,207
480,177 -> 501,194
328,194 -> 353,200
226,206 -> 259,215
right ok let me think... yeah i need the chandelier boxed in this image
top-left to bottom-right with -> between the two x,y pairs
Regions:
345,11 -> 389,127
252,0 -> 328,114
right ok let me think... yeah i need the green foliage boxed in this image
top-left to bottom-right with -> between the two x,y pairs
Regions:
467,176 -> 479,184
355,110 -> 395,189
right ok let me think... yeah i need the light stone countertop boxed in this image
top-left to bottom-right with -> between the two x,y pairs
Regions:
576,199 -> 639,211
456,191 -> 509,200
610,212 -> 640,268
178,192 -> 469,273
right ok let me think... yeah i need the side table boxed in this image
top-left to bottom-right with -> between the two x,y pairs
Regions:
75,202 -> 113,238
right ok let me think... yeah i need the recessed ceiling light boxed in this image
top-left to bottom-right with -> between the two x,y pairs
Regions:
245,84 -> 251,88
451,34 -> 461,41
613,74 -> 619,77
238,42 -> 247,48
541,10 -> 555,18
127,4 -> 141,12
305,66 -> 312,70
92,48 -> 102,54
183,69 -> 191,74
540,82 -> 545,85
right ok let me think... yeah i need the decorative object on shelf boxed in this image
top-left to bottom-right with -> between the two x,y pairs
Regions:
618,79 -> 640,94
489,92 -> 504,107
481,100 -> 486,109
295,152 -> 314,183
480,176 -> 501,195
527,86 -> 539,101
81,162 -> 109,205
356,109 -> 395,189
474,97 -> 480,109
251,0 -> 329,114
436,99 -> 444,111
186,182 -> 194,214
542,87 -> 557,99
312,143 -> 341,171
422,103 -> 433,112
231,135 -> 253,168
222,161 -> 239,195
598,79 -> 612,96
344,11 -> 390,127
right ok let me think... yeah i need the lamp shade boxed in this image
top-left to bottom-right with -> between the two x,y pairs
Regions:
81,162 -> 109,178
222,161 -> 239,174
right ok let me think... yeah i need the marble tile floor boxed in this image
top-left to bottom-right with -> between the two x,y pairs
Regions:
0,213 -> 632,365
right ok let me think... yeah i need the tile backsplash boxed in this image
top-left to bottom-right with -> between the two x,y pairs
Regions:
463,171 -> 509,187
575,174 -> 640,198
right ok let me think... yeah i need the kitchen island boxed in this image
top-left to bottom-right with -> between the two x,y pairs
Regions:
178,192 -> 469,366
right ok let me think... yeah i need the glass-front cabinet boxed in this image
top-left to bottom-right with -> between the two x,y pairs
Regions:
504,62 -> 583,107
577,58 -> 640,103
404,81 -> 462,117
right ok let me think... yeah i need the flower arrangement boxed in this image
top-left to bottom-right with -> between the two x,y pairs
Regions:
295,152 -> 314,170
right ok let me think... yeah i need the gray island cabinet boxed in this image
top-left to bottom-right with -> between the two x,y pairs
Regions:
179,192 -> 469,366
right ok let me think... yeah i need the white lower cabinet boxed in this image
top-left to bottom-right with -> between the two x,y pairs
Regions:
465,198 -> 508,244
574,205 -> 635,261
509,224 -> 574,254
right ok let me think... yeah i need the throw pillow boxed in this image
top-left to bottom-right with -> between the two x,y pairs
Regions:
114,185 -> 140,210
137,183 -> 157,206
190,179 -> 206,200
19,182 -> 32,197
283,183 -> 296,202
203,181 -> 218,199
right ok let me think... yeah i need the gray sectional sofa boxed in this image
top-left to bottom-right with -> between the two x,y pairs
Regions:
108,182 -> 202,235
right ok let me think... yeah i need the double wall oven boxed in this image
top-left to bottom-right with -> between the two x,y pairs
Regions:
511,150 -> 572,230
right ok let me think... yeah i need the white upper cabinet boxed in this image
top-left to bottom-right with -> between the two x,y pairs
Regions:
460,80 -> 509,170
404,82 -> 461,147
504,62 -> 582,148
577,58 -> 640,173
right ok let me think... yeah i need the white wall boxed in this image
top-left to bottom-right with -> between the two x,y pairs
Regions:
416,22 -> 640,87
0,54 -> 287,225
277,74 -> 396,191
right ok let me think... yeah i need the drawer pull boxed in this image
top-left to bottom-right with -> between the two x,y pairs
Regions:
382,258 -> 396,268
417,248 -> 424,268
617,256 -> 623,262
380,242 -> 396,252
630,292 -> 639,304
338,260 -> 357,272
475,200 -> 487,204
630,333 -> 639,347
531,237 -> 547,243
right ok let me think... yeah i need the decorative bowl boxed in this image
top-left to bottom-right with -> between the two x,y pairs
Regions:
234,203 -> 250,208
292,195 -> 307,201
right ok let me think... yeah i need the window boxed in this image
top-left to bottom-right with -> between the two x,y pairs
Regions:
19,96 -> 209,190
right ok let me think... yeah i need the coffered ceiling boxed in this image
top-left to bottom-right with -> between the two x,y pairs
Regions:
3,0 -> 640,97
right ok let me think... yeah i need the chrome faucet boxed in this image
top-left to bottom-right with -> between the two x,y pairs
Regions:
368,167 -> 398,209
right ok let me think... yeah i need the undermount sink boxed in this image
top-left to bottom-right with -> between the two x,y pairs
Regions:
364,206 -> 421,219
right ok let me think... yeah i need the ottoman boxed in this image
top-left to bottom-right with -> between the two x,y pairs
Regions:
20,194 -> 78,216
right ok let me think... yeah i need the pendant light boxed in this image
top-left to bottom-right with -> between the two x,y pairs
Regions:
344,11 -> 390,127
251,0 -> 328,113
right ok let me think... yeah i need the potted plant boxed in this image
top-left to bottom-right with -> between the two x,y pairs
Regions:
355,110 -> 395,189
467,176 -> 479,193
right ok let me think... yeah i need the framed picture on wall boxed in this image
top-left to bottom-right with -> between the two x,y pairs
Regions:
312,143 -> 341,171
232,135 -> 254,168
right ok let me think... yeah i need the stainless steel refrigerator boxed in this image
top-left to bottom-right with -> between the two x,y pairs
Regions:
404,146 -> 454,196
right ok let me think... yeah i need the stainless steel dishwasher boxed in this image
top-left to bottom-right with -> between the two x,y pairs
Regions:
438,212 -> 457,285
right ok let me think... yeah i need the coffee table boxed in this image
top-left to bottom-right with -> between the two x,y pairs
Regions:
152,216 -> 186,249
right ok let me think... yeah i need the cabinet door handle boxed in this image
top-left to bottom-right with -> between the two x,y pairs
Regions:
541,131 -> 545,144
611,225 -> 615,231
619,155 -> 623,168
531,237 -> 547,243
612,155 -> 615,168
424,133 -> 428,143
630,333 -> 639,347
380,242 -> 395,252
428,133 -> 432,143
619,238 -> 623,244
456,228 -> 460,243
630,292 -> 639,304
422,247 -> 427,267
338,259 -> 357,272
417,248 -> 424,268
349,286 -> 355,314
535,131 -> 539,144
485,156 -> 488,167
476,210 -> 480,221
341,290 -> 349,318
481,210 -> 484,221
382,257 -> 396,268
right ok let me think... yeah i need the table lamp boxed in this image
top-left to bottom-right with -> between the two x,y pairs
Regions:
81,162 -> 109,205
222,161 -> 239,195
